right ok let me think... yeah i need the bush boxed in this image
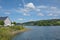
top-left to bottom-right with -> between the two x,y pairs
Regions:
0,20 -> 4,25
11,22 -> 16,25
9,26 -> 24,30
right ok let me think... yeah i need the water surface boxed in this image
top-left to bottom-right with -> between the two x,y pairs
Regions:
12,26 -> 60,40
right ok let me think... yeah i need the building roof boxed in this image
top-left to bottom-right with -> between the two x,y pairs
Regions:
0,17 -> 8,21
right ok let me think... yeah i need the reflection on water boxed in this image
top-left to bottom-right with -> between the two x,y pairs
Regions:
12,26 -> 60,40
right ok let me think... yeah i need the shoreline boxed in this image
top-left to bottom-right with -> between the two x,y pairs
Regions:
11,28 -> 31,40
11,28 -> 29,36
0,26 -> 30,40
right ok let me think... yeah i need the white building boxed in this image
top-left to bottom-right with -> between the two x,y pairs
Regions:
0,16 -> 11,26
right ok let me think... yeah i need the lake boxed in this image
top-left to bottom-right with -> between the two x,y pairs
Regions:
12,26 -> 60,40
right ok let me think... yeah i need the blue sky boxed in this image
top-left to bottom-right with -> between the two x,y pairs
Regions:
0,0 -> 60,23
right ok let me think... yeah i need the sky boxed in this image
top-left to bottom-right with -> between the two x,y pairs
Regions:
0,0 -> 60,23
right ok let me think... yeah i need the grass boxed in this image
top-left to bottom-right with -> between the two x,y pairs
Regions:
0,26 -> 24,40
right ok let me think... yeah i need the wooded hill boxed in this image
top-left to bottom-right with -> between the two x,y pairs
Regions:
22,19 -> 60,26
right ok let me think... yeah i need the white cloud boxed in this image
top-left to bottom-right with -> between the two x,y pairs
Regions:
16,7 -> 30,13
36,8 -> 40,12
15,3 -> 60,18
45,6 -> 60,17
15,3 -> 36,15
48,13 -> 53,16
0,6 -> 2,10
52,17 -> 59,19
38,13 -> 44,16
4,11 -> 11,14
53,15 -> 58,17
0,6 -> 2,9
50,6 -> 57,10
23,13 -> 30,16
37,5 -> 48,9
21,8 -> 30,13
29,19 -> 34,21
25,3 -> 35,9
16,3 -> 42,14
48,13 -> 59,17
18,18 -> 25,21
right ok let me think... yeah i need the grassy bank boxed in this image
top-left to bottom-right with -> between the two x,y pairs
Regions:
0,26 -> 25,40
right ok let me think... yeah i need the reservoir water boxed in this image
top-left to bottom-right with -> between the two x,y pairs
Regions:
12,26 -> 60,40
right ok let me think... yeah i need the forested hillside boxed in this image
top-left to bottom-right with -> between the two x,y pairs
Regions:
22,19 -> 60,26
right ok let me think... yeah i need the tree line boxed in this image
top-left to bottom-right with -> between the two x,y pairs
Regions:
23,19 -> 60,26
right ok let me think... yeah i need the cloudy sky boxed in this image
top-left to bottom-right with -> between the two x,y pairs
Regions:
0,0 -> 60,23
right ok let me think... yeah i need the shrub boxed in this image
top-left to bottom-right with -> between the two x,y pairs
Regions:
11,22 -> 16,25
9,26 -> 24,30
0,20 -> 4,25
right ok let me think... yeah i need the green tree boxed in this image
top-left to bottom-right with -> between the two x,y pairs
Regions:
0,20 -> 4,25
12,22 -> 16,25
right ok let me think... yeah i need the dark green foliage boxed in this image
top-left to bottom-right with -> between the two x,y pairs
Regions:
23,19 -> 60,26
10,26 -> 24,30
0,20 -> 4,25
12,22 -> 16,25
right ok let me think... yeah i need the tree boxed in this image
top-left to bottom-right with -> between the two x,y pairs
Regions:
0,20 -> 4,25
12,22 -> 16,25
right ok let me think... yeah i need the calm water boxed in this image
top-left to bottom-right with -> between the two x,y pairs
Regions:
12,26 -> 60,40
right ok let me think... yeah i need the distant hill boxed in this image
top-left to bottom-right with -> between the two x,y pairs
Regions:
16,23 -> 22,25
22,19 -> 60,26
